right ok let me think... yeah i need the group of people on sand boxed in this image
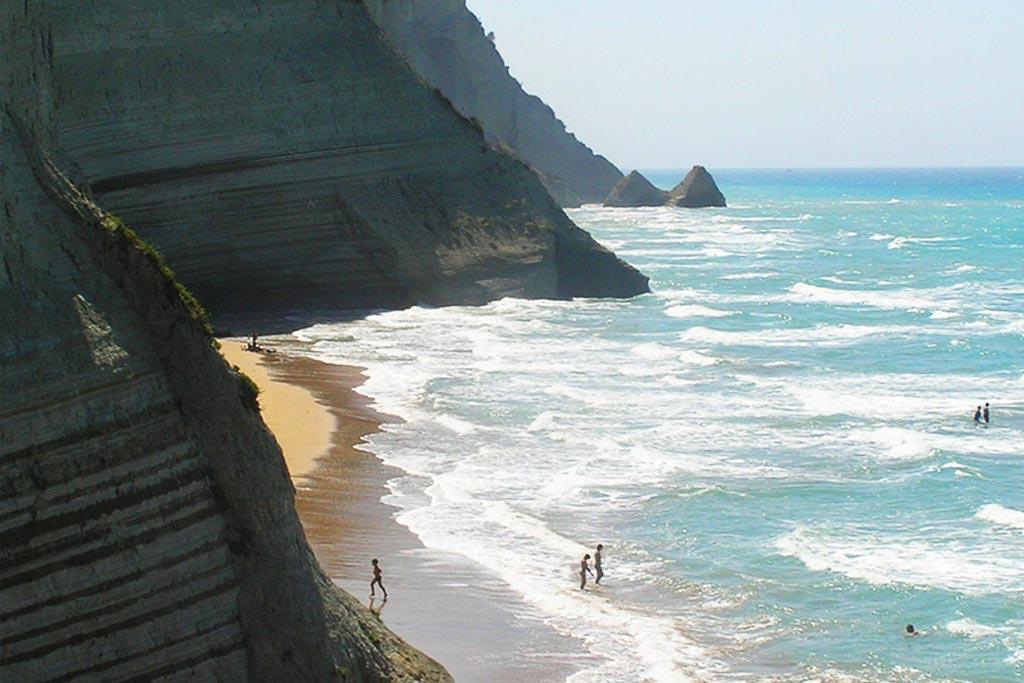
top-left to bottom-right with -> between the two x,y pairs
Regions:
579,544 -> 604,590
972,402 -> 992,424
244,331 -> 275,354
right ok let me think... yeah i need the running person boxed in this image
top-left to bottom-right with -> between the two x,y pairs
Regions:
370,558 -> 387,600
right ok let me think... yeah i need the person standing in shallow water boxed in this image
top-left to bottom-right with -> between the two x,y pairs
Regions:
370,558 -> 387,600
973,406 -> 983,423
984,402 -> 990,424
580,553 -> 594,590
594,544 -> 604,585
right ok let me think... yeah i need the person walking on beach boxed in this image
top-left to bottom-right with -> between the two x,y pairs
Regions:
370,558 -> 387,600
973,406 -> 983,423
983,402 -> 990,424
594,544 -> 604,585
580,553 -> 594,590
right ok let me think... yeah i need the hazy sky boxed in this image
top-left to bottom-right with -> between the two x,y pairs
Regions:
468,1 -> 1024,169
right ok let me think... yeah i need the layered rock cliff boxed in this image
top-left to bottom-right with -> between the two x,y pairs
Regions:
666,166 -> 727,208
0,5 -> 448,681
42,0 -> 645,320
0,128 -> 448,683
603,171 -> 668,207
363,0 -> 623,207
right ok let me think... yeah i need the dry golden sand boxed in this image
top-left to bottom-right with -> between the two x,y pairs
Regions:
219,340 -> 334,481
217,337 -> 590,681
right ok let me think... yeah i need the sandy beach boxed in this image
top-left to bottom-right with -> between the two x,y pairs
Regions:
220,338 -> 589,681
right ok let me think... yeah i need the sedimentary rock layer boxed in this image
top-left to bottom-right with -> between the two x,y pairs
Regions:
0,118 -> 448,683
604,171 -> 668,207
0,6 -> 448,680
44,0 -> 645,319
365,0 -> 624,207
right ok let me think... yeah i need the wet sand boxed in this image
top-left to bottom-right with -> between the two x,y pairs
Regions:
219,338 -> 590,681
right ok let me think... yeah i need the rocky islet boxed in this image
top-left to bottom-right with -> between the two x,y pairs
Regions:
603,166 -> 727,208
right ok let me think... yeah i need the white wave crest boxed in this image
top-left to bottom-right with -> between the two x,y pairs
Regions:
665,305 -> 735,319
930,310 -> 959,320
946,618 -> 1004,639
678,350 -> 719,366
776,526 -> 1024,594
848,427 -> 935,461
631,342 -> 679,361
435,414 -> 477,435
786,282 -> 944,311
719,271 -> 778,280
679,323 -> 900,348
527,411 -> 557,432
976,504 -> 1024,531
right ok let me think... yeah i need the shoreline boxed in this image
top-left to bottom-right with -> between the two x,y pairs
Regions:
219,338 -> 590,682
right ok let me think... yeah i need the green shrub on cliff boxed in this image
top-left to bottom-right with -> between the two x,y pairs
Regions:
99,214 -> 213,335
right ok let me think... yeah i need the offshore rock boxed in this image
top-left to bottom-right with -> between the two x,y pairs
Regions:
665,166 -> 727,208
603,171 -> 668,207
364,0 -> 624,207
44,1 -> 647,320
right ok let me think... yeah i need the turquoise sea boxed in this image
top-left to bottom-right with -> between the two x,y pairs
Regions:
289,169 -> 1024,681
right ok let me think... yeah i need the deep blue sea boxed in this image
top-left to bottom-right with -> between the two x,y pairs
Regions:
290,169 -> 1024,681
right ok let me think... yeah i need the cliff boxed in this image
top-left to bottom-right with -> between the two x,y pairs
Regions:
43,0 -> 646,321
0,6 -> 447,681
363,0 -> 624,207
666,165 -> 727,208
603,171 -> 668,207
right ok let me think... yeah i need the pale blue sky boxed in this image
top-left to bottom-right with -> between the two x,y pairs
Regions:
468,1 -> 1024,169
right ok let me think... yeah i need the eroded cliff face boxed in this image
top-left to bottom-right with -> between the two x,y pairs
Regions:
42,0 -> 645,319
0,6 -> 448,680
364,0 -> 624,207
0,111 -> 449,683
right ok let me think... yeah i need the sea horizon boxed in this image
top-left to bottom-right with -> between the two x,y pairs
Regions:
636,166 -> 1024,171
